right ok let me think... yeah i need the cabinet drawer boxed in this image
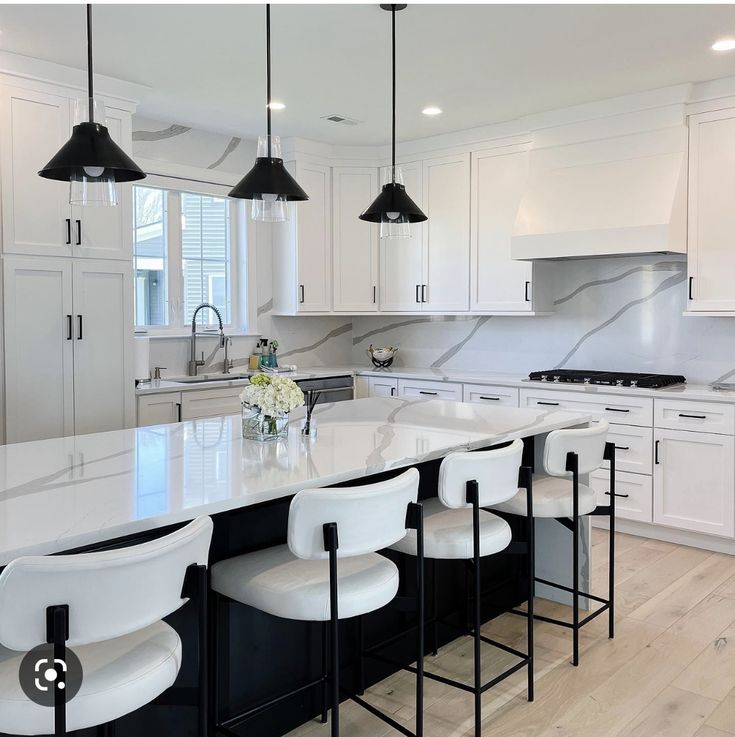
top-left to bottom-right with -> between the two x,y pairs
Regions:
463,383 -> 519,407
137,392 -> 182,427
590,469 -> 652,523
603,425 -> 653,475
397,378 -> 462,401
520,388 -> 653,427
654,399 -> 735,435
180,388 -> 243,420
368,376 -> 398,398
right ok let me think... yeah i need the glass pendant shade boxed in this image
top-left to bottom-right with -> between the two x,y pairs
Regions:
229,135 -> 307,222
360,166 -> 426,238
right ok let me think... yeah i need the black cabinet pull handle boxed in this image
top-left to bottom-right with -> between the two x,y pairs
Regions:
373,285 -> 376,304
65,218 -> 72,245
419,390 -> 437,396
689,276 -> 694,300
75,219 -> 81,246
524,281 -> 531,302
605,407 -> 630,413
655,439 -> 660,464
66,314 -> 72,340
415,284 -> 420,303
679,413 -> 706,419
480,396 -> 500,401
421,284 -> 427,303
299,284 -> 305,304
605,491 -> 630,499
614,445 -> 630,451
176,402 -> 182,422
537,400 -> 559,406
77,315 -> 83,340
390,387 -> 396,396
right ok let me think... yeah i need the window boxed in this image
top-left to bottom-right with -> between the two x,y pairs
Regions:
133,179 -> 241,333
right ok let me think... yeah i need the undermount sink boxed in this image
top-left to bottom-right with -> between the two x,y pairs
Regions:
173,374 -> 250,384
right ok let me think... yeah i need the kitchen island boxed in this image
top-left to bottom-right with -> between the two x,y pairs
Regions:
0,397 -> 593,737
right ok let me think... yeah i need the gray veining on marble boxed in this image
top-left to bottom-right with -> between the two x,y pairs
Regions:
431,316 -> 492,367
257,298 -> 273,317
353,316 -> 477,345
132,124 -> 192,141
207,136 -> 241,170
279,322 -> 353,359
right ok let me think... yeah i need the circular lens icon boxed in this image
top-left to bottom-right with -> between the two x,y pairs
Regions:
18,644 -> 83,707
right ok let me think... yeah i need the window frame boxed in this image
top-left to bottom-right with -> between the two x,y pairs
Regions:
133,173 -> 249,337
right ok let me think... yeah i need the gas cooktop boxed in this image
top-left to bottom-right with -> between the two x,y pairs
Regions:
527,369 -> 686,389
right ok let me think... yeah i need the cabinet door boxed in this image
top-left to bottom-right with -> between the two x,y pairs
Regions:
368,376 -> 398,397
0,87 -> 72,257
72,260 -> 134,434
471,148 -> 533,311
3,256 -> 74,441
397,378 -> 462,401
687,109 -> 735,312
138,392 -> 182,426
181,387 -> 243,420
333,167 -> 379,312
379,162 -> 425,311
653,428 -> 735,537
74,108 -> 133,260
296,162 -> 331,312
590,469 -> 653,524
422,153 -> 470,312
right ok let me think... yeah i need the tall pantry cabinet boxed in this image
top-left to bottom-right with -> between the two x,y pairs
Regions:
0,75 -> 137,443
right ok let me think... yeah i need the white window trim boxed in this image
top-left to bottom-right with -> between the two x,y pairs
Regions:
132,166 -> 258,338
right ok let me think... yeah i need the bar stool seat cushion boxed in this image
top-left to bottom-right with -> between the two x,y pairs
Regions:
0,620 -> 181,735
390,497 -> 512,560
492,476 -> 597,519
211,544 -> 399,621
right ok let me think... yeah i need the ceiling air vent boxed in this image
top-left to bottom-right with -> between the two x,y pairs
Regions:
321,113 -> 361,126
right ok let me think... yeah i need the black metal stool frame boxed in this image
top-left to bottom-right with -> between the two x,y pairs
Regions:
510,442 -> 616,666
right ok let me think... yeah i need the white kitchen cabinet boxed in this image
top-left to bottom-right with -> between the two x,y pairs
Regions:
654,398 -> 735,436
379,161 -> 425,312
590,469 -> 653,524
0,85 -> 133,261
462,383 -> 519,407
3,255 -> 134,442
603,424 -> 653,475
471,147 -> 550,313
687,108 -> 735,313
422,153 -> 470,312
181,387 -> 242,420
332,167 -> 379,312
273,160 -> 332,314
397,378 -> 462,401
367,376 -> 398,397
138,392 -> 182,427
3,256 -> 74,441
653,428 -> 735,537
72,260 -> 134,434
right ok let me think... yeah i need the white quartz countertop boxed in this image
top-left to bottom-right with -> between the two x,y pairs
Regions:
135,364 -> 735,404
0,397 -> 591,565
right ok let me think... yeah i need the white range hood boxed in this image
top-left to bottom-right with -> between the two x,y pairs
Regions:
511,127 -> 687,260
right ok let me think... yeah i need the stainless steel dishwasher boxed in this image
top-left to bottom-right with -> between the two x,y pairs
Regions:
294,375 -> 354,405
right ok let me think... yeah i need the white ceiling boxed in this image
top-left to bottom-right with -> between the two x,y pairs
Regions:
1,4 -> 735,145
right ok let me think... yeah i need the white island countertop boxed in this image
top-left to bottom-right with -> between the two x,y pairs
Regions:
0,397 -> 591,565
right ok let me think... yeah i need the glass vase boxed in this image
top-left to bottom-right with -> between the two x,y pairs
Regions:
241,404 -> 289,441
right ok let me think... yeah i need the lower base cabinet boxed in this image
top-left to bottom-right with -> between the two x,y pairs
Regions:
137,387 -> 243,427
138,392 -> 182,427
367,376 -> 398,397
653,428 -> 735,538
590,469 -> 653,523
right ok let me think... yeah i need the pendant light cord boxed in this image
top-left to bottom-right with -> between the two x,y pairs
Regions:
391,4 -> 396,183
266,3 -> 272,158
86,3 -> 94,123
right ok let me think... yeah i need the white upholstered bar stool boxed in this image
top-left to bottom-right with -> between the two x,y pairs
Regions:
210,468 -> 423,737
492,421 -> 615,667
389,439 -> 533,737
0,516 -> 213,737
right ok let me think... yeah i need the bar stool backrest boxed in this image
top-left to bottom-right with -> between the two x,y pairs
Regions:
438,439 -> 524,509
543,421 -> 610,477
0,516 -> 213,651
288,468 -> 419,560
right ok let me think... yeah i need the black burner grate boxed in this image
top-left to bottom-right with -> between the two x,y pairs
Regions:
528,369 -> 686,389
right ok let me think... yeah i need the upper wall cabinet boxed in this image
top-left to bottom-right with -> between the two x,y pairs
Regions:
471,147 -> 549,313
687,108 -> 735,314
332,167 -> 379,312
0,85 -> 133,261
422,153 -> 470,312
273,160 -> 332,314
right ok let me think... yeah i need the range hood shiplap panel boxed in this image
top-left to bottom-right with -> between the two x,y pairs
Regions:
511,126 -> 688,260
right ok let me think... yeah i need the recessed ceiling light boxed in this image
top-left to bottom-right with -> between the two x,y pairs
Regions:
422,106 -> 443,116
712,38 -> 735,52
267,101 -> 286,110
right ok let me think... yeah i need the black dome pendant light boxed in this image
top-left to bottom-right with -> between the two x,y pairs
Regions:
360,3 -> 426,238
38,4 -> 146,206
229,4 -> 308,222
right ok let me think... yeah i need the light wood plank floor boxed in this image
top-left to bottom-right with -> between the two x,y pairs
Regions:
286,529 -> 735,737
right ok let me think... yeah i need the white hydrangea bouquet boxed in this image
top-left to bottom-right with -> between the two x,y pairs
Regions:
239,374 -> 304,441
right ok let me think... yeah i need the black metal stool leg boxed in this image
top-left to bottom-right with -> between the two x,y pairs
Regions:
431,559 -> 439,656
525,467 -> 535,702
608,444 -> 616,640
469,480 -> 482,737
356,616 -> 365,696
321,621 -> 329,723
325,522 -> 340,737
571,455 -> 580,667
